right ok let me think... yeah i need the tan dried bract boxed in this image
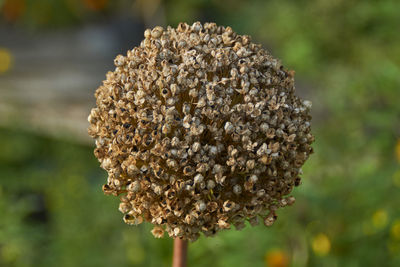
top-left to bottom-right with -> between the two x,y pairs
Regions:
88,22 -> 314,241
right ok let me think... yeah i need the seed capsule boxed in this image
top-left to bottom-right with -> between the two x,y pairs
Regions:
88,21 -> 314,241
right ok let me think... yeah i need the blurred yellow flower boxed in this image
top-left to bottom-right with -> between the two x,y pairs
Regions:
0,48 -> 12,74
372,209 -> 388,229
311,233 -> 331,256
396,139 -> 400,163
265,249 -> 289,267
391,220 -> 400,240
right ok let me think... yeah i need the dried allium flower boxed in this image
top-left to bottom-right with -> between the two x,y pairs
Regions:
88,22 -> 314,241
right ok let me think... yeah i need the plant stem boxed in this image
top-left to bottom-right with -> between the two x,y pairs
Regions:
172,238 -> 188,267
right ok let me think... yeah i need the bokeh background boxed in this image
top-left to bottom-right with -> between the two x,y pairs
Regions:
1,0 -> 400,266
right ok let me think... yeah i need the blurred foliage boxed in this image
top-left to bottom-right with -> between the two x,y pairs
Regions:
1,0 -> 400,266
0,0 -> 118,28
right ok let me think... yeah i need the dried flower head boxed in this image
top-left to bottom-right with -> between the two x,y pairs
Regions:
88,22 -> 314,241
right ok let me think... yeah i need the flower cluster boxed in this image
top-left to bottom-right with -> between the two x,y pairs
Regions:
88,22 -> 314,241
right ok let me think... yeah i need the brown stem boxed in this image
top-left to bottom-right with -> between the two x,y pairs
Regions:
172,238 -> 188,267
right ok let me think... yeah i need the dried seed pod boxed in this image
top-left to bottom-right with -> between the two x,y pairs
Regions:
151,226 -> 165,238
88,22 -> 314,241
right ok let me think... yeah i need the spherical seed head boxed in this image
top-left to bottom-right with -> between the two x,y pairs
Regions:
88,22 -> 314,241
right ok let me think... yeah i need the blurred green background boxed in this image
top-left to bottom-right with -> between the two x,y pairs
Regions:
1,0 -> 400,266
